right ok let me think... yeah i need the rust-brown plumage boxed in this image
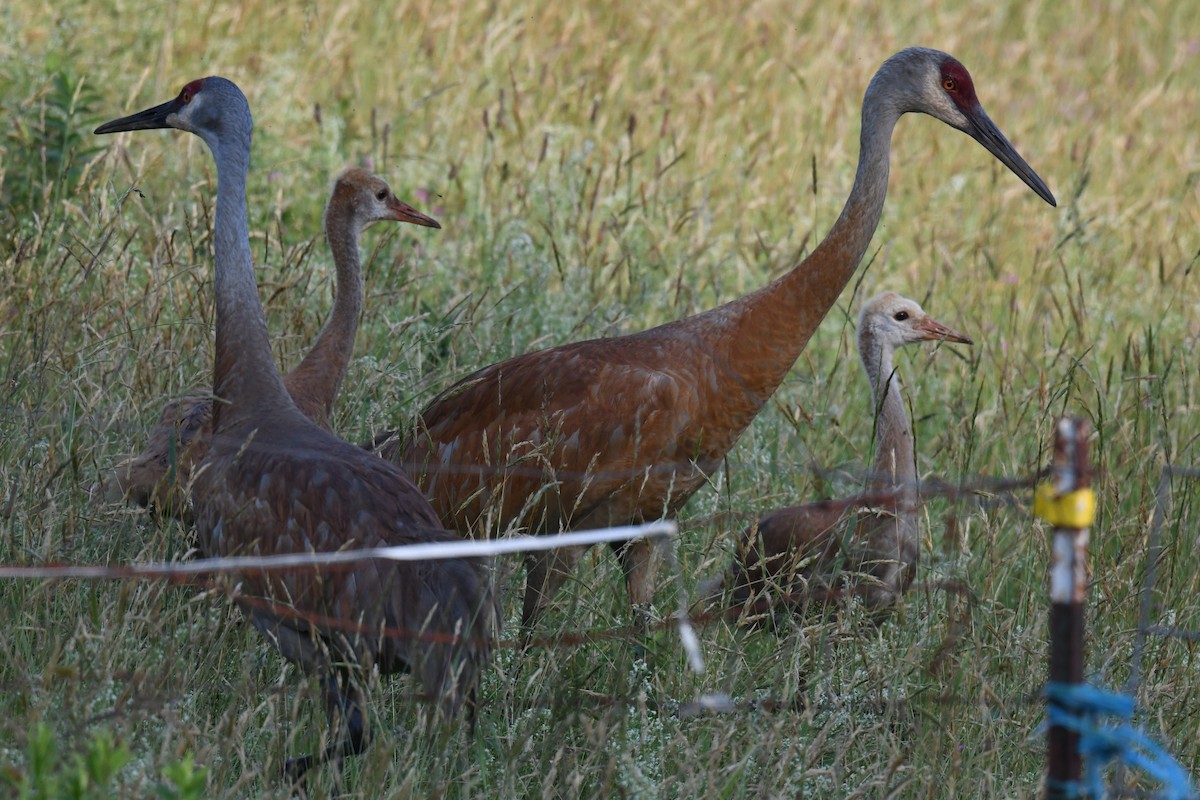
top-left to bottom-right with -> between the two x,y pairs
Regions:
96,78 -> 491,782
378,48 -> 1054,629
101,168 -> 438,519
698,292 -> 972,621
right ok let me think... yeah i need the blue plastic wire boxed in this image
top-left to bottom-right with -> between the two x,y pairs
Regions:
1045,682 -> 1196,799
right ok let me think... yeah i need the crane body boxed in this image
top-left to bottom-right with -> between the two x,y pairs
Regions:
96,79 -> 491,782
381,47 -> 1056,629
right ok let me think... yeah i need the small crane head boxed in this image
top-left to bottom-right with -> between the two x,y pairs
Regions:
331,168 -> 441,230
95,77 -> 251,152
860,292 -> 973,350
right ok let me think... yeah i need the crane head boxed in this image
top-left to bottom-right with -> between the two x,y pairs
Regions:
95,77 -> 251,152
331,168 -> 442,230
936,56 -> 1057,208
859,292 -> 973,351
878,48 -> 1057,207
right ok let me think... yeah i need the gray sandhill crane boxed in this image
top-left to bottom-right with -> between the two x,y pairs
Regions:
102,168 -> 440,519
95,79 -> 491,782
373,47 -> 1054,631
697,292 -> 972,620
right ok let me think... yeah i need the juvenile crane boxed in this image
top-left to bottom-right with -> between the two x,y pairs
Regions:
380,47 -> 1055,630
697,292 -> 972,620
96,79 -> 492,781
102,168 -> 440,519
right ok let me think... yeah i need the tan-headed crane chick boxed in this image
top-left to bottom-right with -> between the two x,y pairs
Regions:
699,292 -> 972,620
102,168 -> 439,520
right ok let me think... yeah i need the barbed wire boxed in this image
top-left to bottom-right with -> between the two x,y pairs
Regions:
8,461 -> 1200,706
2,469 -> 1040,656
11,458 -> 1196,655
9,457 -> 1197,800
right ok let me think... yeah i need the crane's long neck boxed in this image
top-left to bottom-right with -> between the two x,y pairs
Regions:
210,131 -> 296,431
284,203 -> 364,424
855,329 -> 919,608
705,89 -> 902,412
859,334 -> 915,493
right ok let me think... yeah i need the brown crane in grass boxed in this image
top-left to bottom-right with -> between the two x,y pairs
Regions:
101,168 -> 439,520
377,47 -> 1055,632
696,292 -> 972,621
96,79 -> 492,783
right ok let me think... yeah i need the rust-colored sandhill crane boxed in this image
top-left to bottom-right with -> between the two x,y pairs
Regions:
377,47 -> 1055,631
96,79 -> 492,781
101,168 -> 439,519
697,292 -> 972,620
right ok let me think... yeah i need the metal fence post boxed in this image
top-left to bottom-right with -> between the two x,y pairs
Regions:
1041,417 -> 1093,799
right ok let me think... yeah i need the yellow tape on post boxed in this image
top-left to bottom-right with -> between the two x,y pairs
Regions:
1034,483 -> 1096,529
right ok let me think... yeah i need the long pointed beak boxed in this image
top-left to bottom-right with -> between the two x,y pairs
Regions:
95,98 -> 179,135
388,198 -> 441,229
965,105 -> 1056,207
916,316 -> 973,345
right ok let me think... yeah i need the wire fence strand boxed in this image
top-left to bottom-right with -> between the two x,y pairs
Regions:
7,457 -> 1200,777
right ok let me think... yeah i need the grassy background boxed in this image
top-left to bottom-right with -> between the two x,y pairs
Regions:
2,0 -> 1199,796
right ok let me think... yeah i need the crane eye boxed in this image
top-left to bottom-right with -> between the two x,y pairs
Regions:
376,189 -> 388,201
942,78 -> 957,92
181,89 -> 192,104
894,311 -> 909,321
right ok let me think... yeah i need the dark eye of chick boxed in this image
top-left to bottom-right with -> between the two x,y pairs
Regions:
376,189 -> 388,201
894,311 -> 909,321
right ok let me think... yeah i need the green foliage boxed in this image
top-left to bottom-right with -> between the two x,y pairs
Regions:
2,723 -> 131,799
2,723 -> 208,799
154,754 -> 208,800
0,59 -> 104,242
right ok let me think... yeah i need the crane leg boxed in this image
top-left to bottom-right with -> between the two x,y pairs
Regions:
284,668 -> 370,786
521,545 -> 587,628
612,537 -> 662,636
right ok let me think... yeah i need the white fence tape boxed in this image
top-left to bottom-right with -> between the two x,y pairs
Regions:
0,520 -> 678,579
0,520 -> 703,670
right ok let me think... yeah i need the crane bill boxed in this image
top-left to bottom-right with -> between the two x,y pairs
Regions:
95,99 -> 178,134
965,105 -> 1057,207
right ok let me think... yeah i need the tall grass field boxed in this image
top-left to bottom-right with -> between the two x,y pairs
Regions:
2,0 -> 1199,796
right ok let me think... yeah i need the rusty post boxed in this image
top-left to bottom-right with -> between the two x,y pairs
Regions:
1043,417 -> 1092,799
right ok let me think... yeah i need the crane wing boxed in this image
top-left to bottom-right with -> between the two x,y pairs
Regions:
399,335 -> 714,534
192,426 -> 490,691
